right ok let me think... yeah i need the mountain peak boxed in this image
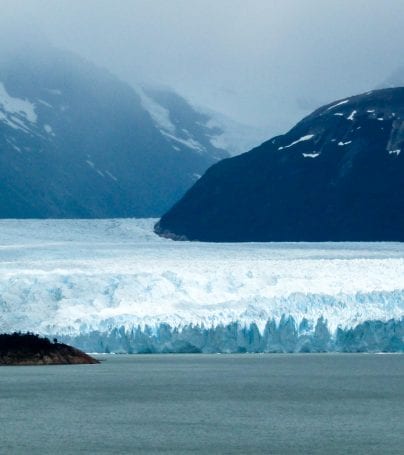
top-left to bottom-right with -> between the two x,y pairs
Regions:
156,87 -> 404,242
0,45 -> 230,218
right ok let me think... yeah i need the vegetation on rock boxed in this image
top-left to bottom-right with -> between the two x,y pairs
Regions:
0,332 -> 99,365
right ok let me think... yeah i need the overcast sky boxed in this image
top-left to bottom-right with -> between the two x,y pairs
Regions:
1,0 -> 404,135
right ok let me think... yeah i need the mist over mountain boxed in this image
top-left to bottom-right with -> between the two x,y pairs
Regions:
156,87 -> 404,242
0,42 -> 234,218
378,67 -> 404,89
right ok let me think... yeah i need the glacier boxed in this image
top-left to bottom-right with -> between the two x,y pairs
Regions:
0,219 -> 403,353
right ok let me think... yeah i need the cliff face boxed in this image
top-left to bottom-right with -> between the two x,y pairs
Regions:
156,88 -> 404,242
0,333 -> 99,365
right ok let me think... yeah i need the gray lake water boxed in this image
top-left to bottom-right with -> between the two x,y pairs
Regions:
0,354 -> 403,454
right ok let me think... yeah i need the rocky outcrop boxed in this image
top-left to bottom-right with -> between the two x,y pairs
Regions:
0,333 -> 99,365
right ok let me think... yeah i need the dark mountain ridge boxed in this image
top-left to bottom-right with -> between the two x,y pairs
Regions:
156,87 -> 404,241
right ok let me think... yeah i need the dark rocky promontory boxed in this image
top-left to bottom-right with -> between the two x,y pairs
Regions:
156,87 -> 404,242
0,333 -> 99,365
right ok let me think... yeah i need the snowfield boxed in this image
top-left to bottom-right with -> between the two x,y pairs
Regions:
0,219 -> 403,352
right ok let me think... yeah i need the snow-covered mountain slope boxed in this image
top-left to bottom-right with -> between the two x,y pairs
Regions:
0,44 -> 229,218
138,86 -> 267,157
156,87 -> 404,242
137,86 -> 228,161
0,219 -> 402,352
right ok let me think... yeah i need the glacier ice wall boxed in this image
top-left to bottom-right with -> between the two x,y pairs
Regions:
59,317 -> 404,354
0,219 -> 403,352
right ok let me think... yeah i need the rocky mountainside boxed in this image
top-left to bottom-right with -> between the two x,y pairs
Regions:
0,44 -> 229,218
156,88 -> 404,241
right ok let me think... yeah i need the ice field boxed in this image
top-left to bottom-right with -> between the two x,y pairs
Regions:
0,219 -> 403,352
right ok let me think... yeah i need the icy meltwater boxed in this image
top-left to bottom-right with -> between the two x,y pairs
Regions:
0,218 -> 403,335
1,354 -> 403,454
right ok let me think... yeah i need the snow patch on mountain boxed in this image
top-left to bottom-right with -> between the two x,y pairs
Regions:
302,152 -> 320,158
347,110 -> 357,121
327,99 -> 349,111
160,130 -> 204,152
278,134 -> 315,150
0,82 -> 37,123
43,124 -> 54,135
137,86 -> 216,155
137,87 -> 176,134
